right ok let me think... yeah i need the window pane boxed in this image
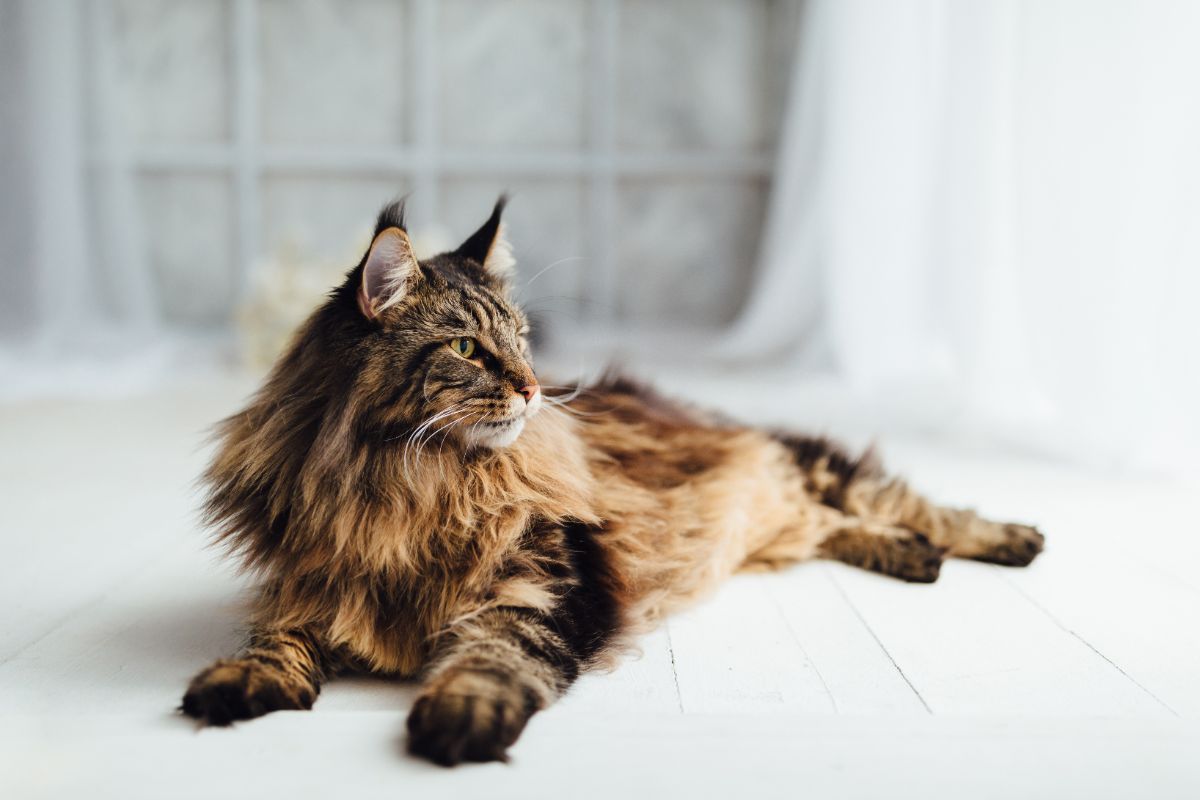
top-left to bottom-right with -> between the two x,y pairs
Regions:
110,0 -> 231,145
616,179 -> 765,325
139,173 -> 236,326
260,175 -> 408,269
618,0 -> 771,150
439,0 -> 586,149
260,0 -> 407,146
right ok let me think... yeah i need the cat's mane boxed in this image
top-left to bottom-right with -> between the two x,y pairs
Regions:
203,306 -> 597,582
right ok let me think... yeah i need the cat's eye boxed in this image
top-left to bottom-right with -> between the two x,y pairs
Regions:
449,337 -> 477,359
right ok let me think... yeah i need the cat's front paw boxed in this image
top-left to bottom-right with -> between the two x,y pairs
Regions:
406,671 -> 535,766
974,523 -> 1045,567
181,659 -> 315,726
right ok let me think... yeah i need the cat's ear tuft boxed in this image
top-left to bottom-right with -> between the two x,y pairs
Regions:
358,226 -> 420,319
456,196 -> 515,279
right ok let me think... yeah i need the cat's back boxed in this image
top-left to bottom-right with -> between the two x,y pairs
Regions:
559,374 -> 825,624
562,374 -> 796,493
561,375 -> 739,487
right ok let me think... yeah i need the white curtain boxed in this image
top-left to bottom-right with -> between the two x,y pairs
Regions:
0,0 -> 89,345
730,0 -> 1200,474
0,0 -> 165,396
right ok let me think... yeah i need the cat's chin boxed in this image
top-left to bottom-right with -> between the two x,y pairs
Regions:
464,417 -> 527,449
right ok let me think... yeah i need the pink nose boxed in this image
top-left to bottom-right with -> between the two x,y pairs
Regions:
516,384 -> 540,402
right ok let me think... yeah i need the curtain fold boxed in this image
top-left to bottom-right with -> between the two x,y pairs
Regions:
718,0 -> 830,368
1,0 -> 93,347
0,0 -> 167,396
727,0 -> 1200,473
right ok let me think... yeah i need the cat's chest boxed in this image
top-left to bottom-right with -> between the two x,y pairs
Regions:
332,523 -> 529,675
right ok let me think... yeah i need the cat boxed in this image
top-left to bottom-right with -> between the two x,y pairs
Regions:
181,198 -> 1044,765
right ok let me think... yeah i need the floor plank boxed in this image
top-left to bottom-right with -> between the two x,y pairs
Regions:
4,378 -> 1200,797
997,550 -> 1199,718
0,542 -> 245,716
0,390 -> 225,660
763,565 -> 930,714
4,713 -> 1198,800
667,576 -> 835,713
826,559 -> 1171,716
555,626 -> 682,714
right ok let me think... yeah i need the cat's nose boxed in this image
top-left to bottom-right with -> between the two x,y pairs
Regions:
516,384 -> 540,403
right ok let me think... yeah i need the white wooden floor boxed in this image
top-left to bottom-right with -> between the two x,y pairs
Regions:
3,373 -> 1199,799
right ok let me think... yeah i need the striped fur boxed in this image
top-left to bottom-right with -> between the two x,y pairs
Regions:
181,629 -> 327,725
181,199 -> 1044,765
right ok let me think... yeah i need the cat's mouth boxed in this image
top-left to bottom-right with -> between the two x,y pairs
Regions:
478,418 -> 521,429
464,415 -> 527,449
458,392 -> 541,449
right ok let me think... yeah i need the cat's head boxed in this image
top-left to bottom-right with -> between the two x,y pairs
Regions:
336,197 -> 540,450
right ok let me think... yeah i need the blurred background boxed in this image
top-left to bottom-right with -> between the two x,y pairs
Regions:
2,0 -> 1199,474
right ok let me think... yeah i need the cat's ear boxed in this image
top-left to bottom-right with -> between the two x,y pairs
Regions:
358,226 -> 420,319
455,196 -> 514,279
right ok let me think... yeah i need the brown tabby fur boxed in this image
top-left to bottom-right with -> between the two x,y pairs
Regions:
182,199 -> 1044,765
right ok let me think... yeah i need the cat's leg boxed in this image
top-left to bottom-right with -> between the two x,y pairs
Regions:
816,519 -> 948,583
777,434 -> 1043,567
842,477 -> 1044,566
407,520 -> 617,766
181,627 -> 330,725
406,607 -> 593,766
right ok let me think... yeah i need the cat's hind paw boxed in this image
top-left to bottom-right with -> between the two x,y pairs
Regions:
972,523 -> 1045,567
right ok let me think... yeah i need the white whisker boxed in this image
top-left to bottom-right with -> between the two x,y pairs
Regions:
543,397 -> 607,418
400,403 -> 467,482
518,256 -> 585,298
413,407 -> 473,463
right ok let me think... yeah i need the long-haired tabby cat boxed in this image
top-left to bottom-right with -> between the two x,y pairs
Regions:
182,198 -> 1044,765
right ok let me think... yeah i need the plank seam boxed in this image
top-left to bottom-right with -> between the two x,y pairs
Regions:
823,566 -> 933,714
994,570 -> 1181,718
663,621 -> 685,714
763,581 -> 838,713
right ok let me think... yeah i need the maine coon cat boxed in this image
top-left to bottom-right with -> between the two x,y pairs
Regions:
182,199 -> 1044,765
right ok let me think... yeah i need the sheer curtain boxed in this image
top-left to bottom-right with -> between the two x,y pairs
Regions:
0,0 -> 89,344
729,0 -> 1200,474
0,0 -> 164,396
